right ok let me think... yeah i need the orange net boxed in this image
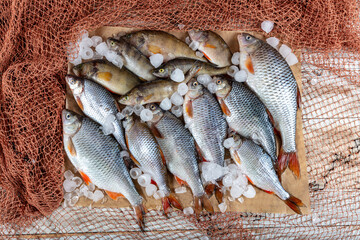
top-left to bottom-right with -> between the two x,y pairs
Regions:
0,0 -> 359,238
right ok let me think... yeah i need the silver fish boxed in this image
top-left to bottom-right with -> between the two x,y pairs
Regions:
230,135 -> 304,214
65,75 -> 127,150
238,33 -> 301,177
62,110 -> 146,230
212,76 -> 277,163
123,115 -> 182,216
183,79 -> 228,203
145,104 -> 214,217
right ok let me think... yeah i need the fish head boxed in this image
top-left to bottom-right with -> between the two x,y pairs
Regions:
62,109 -> 82,137
65,75 -> 84,95
212,76 -> 231,98
188,30 -> 209,43
72,63 -> 83,76
152,65 -> 170,78
122,114 -> 135,132
229,132 -> 243,149
237,33 -> 261,54
187,78 -> 204,99
145,103 -> 163,123
118,89 -> 142,106
106,38 -> 125,54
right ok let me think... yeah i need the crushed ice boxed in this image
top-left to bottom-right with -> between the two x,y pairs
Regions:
149,54 -> 164,68
261,20 -> 274,33
170,68 -> 185,82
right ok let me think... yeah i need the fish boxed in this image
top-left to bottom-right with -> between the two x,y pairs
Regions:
62,110 -> 146,230
183,78 -> 228,203
118,65 -> 202,106
65,75 -> 127,150
212,75 -> 278,164
188,30 -> 232,67
121,30 -> 205,62
107,38 -> 156,81
238,33 -> 301,178
72,60 -> 141,95
229,134 -> 304,214
145,104 -> 214,217
152,58 -> 229,78
123,115 -> 182,216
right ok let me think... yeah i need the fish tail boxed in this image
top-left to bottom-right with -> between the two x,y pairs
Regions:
278,149 -> 300,178
161,193 -> 183,217
133,204 -> 147,232
284,194 -> 304,214
214,183 -> 224,204
204,183 -> 215,197
194,195 -> 214,220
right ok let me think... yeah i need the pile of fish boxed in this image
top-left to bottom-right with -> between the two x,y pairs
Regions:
64,29 -> 304,231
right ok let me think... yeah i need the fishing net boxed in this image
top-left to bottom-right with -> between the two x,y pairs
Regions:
0,0 -> 359,238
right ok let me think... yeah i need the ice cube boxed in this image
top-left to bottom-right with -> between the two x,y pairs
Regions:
228,196 -> 235,202
189,41 -> 200,51
88,183 -> 95,192
137,173 -> 151,187
234,174 -> 248,187
227,65 -> 239,77
80,37 -> 93,48
92,52 -> 103,60
170,68 -> 185,82
80,47 -> 94,60
230,185 -> 243,199
72,188 -> 80,197
243,185 -> 256,198
160,97 -> 172,110
222,174 -> 233,187
80,30 -> 89,39
234,70 -> 247,82
183,207 -> 194,215
121,106 -> 134,116
218,202 -> 227,213
79,184 -> 88,196
72,177 -> 82,187
93,190 -> 104,202
196,51 -> 204,58
231,52 -> 240,65
266,37 -> 280,48
178,24 -> 185,30
170,92 -> 184,106
133,104 -> 145,116
157,190 -> 165,198
207,82 -> 218,94
279,44 -> 292,58
175,186 -> 187,194
171,105 -> 183,118
69,196 -> 79,207
120,150 -> 129,158
105,51 -> 123,68
101,114 -> 116,135
227,164 -> 238,177
238,197 -> 244,203
91,36 -> 103,47
285,52 -> 299,66
149,54 -> 164,68
177,82 -> 189,96
185,36 -> 191,45
70,56 -> 82,65
116,112 -> 125,120
64,193 -> 72,200
140,109 -> 153,122
85,191 -> 94,200
201,162 -> 225,182
95,42 -> 110,56
130,168 -> 142,179
153,191 -> 160,200
145,184 -> 157,196
223,137 -> 235,149
63,179 -> 77,192
261,20 -> 274,33
197,74 -> 212,86
64,170 -> 74,180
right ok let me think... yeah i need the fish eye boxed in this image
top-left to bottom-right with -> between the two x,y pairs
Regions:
124,96 -> 129,100
66,113 -> 71,119
110,41 -> 116,46
245,35 -> 252,41
150,105 -> 156,110
159,69 -> 165,73
216,79 -> 222,85
192,81 -> 198,87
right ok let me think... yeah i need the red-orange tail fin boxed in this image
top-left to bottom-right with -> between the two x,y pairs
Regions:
278,149 -> 300,178
194,195 -> 214,220
214,184 -> 223,204
204,183 -> 215,196
284,195 -> 304,214
161,193 -> 183,217
133,204 -> 147,231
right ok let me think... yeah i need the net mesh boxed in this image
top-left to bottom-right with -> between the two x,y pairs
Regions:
0,0 -> 359,238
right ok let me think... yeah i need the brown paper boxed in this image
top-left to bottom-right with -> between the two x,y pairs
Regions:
65,27 -> 310,215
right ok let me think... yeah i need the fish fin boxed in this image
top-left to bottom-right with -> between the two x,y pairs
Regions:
232,151 -> 241,165
129,153 -> 141,166
175,176 -> 187,186
204,43 -> 217,49
162,193 -> 183,217
97,72 -> 112,82
184,100 -> 193,118
158,146 -> 166,166
194,195 -> 214,219
218,97 -> 231,116
204,183 -> 215,197
148,44 -> 162,54
263,190 -> 274,194
133,204 -> 147,231
79,170 -> 91,185
150,179 -> 158,186
149,124 -> 164,139
284,195 -> 304,214
278,149 -> 300,178
246,176 -> 254,185
297,87 -> 302,109
245,55 -> 255,74
75,96 -> 84,111
214,182 -> 224,204
67,138 -> 77,157
265,109 -> 281,137
202,52 -> 212,62
195,142 -> 207,162
143,94 -> 154,102
105,190 -> 124,200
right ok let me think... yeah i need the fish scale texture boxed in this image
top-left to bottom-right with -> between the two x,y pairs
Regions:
0,0 -> 359,238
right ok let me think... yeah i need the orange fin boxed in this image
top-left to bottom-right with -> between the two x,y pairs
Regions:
232,151 -> 241,165
204,43 -> 217,49
218,98 -> 231,116
97,72 -> 112,82
148,44 -> 161,54
246,176 -> 254,185
105,190 -> 125,200
79,170 -> 91,185
143,94 -> 154,102
151,179 -> 158,186
297,87 -> 302,109
245,56 -> 254,74
184,100 -> 193,118
149,124 -> 164,139
158,146 -> 166,166
214,182 -> 223,204
161,193 -> 183,217
263,190 -> 274,194
202,52 -> 212,62
204,183 -> 215,196
133,204 -> 147,231
284,195 -> 304,214
129,153 -> 141,166
194,195 -> 214,220
67,138 -> 77,157
278,149 -> 300,178
75,96 -> 84,111
175,176 -> 187,186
